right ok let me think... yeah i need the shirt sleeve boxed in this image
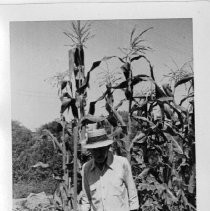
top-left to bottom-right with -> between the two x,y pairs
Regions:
81,163 -> 91,211
123,158 -> 139,210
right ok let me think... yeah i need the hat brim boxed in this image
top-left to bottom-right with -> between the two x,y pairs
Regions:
82,139 -> 113,149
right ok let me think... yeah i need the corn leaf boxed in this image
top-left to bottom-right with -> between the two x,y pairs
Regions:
130,27 -> 136,44
111,74 -> 149,89
132,132 -> 146,143
138,167 -> 150,179
61,81 -> 68,90
60,99 -> 72,114
149,63 -> 155,81
108,127 -> 123,138
107,114 -> 118,127
81,114 -> 106,125
130,55 -> 144,62
175,75 -> 193,88
165,102 -> 184,128
164,133 -> 183,154
129,132 -> 146,150
133,115 -> 155,127
88,101 -> 96,115
114,99 -> 126,110
120,62 -> 130,79
117,56 -> 126,64
157,97 -> 174,102
62,92 -> 71,98
188,165 -> 196,194
179,92 -> 194,106
162,83 -> 173,97
76,57 -> 115,95
70,99 -> 79,118
155,84 -> 167,99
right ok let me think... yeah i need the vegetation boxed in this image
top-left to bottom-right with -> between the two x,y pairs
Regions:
12,121 -> 63,198
12,21 -> 195,211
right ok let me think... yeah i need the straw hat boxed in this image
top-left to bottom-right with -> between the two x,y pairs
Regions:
82,128 -> 113,149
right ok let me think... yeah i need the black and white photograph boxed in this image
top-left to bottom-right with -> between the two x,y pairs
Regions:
10,19 -> 195,211
0,2 -> 210,211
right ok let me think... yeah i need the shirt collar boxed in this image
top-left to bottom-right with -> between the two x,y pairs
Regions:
90,151 -> 114,171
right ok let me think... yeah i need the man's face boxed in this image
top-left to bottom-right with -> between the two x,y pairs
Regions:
89,146 -> 110,164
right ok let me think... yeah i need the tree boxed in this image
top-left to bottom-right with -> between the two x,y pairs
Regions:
12,120 -> 62,197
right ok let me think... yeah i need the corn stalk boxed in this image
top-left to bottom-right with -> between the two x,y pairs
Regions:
118,26 -> 153,161
47,20 -> 95,210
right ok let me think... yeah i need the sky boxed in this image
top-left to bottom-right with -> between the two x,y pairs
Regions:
10,19 -> 193,131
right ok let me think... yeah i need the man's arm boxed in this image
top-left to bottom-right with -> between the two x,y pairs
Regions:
123,158 -> 139,211
80,164 -> 91,211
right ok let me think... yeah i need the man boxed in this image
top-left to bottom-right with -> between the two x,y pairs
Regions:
81,128 -> 139,211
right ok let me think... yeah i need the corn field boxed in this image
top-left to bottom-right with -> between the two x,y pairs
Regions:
40,20 -> 195,211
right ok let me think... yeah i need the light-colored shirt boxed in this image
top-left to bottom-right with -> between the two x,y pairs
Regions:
81,152 -> 139,211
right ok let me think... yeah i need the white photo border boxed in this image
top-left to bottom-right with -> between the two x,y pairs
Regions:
0,1 -> 210,211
